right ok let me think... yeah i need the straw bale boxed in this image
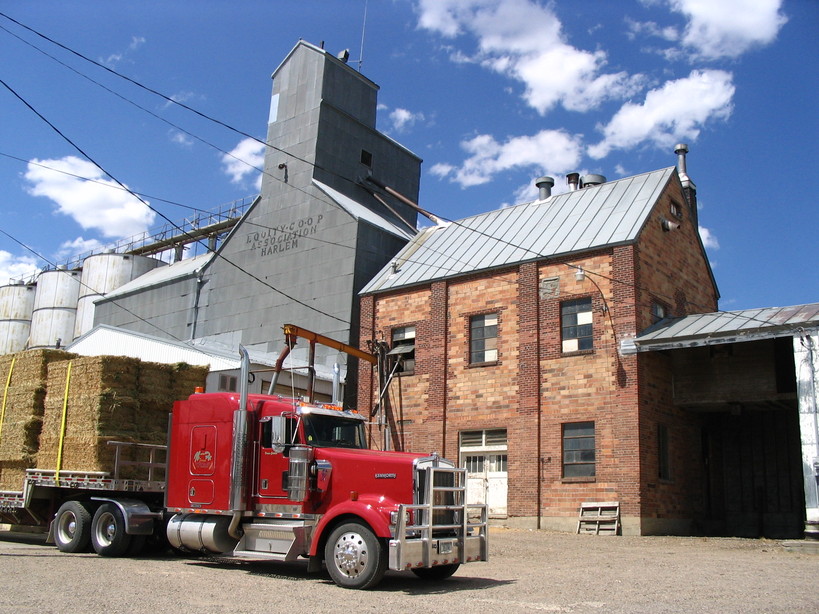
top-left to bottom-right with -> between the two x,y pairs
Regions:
0,349 -> 74,463
0,459 -> 33,491
36,434 -> 138,475
0,415 -> 42,462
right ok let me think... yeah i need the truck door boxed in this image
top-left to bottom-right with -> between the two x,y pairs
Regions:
256,414 -> 299,499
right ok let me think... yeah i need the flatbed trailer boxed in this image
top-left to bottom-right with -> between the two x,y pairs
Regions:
0,441 -> 166,536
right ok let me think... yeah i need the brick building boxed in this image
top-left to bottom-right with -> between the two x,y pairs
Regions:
358,152 -> 724,535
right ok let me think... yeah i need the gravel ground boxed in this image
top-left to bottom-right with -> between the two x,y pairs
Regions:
0,527 -> 816,613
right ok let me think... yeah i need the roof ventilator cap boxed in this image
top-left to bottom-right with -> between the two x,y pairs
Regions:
535,176 -> 555,200
566,173 -> 580,191
580,174 -> 606,188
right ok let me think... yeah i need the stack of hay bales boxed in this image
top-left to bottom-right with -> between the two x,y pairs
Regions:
38,356 -> 208,476
0,349 -> 208,489
0,350 -> 75,490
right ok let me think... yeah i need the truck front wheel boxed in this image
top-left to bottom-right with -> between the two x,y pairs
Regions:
91,503 -> 132,557
53,501 -> 93,553
324,522 -> 387,589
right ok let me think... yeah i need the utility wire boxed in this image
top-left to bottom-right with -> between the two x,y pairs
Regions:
0,77 -> 348,325
0,12 -> 774,331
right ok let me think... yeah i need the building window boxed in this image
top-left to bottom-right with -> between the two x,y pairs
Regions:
670,201 -> 683,219
389,326 -> 416,374
360,149 -> 373,167
470,313 -> 498,364
562,421 -> 595,478
651,301 -> 667,324
218,374 -> 237,392
658,423 -> 671,480
561,298 -> 593,353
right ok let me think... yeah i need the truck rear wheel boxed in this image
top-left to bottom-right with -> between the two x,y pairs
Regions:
411,563 -> 460,580
324,522 -> 387,589
54,501 -> 93,553
91,503 -> 132,557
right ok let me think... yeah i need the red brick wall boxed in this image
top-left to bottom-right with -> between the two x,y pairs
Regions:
358,176 -> 719,533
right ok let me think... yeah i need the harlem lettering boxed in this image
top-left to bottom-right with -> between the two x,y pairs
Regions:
245,214 -> 324,257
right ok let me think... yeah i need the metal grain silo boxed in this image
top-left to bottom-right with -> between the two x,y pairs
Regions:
29,268 -> 81,349
0,282 -> 36,354
73,253 -> 164,339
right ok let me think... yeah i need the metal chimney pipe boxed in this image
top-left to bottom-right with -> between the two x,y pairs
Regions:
567,172 -> 580,191
674,143 -> 691,185
535,176 -> 555,199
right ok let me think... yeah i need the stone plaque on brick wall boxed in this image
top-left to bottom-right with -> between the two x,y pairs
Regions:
539,277 -> 560,299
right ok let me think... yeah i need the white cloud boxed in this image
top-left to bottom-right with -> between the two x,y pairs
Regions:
416,0 -> 644,114
222,138 -> 265,191
432,129 -> 582,188
588,69 -> 735,159
24,156 -> 156,239
169,130 -> 194,147
0,250 -> 40,285
55,237 -> 105,262
102,35 -> 146,67
668,0 -> 787,60
389,108 -> 425,133
698,225 -> 719,250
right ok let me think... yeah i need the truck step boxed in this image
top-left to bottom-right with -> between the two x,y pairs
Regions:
234,521 -> 311,560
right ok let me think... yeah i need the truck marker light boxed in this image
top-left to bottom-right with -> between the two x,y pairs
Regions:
350,491 -> 359,501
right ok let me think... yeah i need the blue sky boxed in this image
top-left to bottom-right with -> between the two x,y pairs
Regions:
0,0 -> 816,311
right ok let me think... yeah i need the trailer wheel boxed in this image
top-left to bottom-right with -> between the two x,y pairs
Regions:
53,501 -> 93,553
411,563 -> 460,581
324,522 -> 387,589
91,503 -> 132,557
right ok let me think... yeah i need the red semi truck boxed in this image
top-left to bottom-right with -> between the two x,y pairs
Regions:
0,341 -> 488,589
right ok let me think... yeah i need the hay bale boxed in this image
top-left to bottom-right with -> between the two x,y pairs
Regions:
38,357 -> 141,473
0,459 -> 33,491
0,349 -> 74,462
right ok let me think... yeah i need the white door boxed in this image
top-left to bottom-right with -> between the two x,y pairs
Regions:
464,453 -> 508,518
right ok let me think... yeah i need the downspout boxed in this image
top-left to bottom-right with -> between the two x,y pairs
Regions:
189,272 -> 205,341
442,283 -> 449,458
228,345 -> 250,540
536,270 -> 543,530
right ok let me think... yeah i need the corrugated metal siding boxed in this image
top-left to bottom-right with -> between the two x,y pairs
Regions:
361,167 -> 675,294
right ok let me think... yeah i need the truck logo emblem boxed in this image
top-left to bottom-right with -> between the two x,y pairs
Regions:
375,473 -> 396,479
192,449 -> 214,472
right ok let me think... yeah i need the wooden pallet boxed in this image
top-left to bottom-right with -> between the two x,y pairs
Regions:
576,501 -> 620,535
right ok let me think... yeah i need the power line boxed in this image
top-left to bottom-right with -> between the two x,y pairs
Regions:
0,77 -> 349,326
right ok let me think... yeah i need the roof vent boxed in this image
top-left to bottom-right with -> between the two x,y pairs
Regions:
581,174 -> 606,188
674,143 -> 692,187
566,172 -> 580,191
535,176 -> 555,200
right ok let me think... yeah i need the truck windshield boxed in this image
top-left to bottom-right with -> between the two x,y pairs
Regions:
302,414 -> 366,449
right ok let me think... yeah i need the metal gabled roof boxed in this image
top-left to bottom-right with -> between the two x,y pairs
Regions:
361,167 -> 676,294
312,179 -> 416,241
624,303 -> 819,353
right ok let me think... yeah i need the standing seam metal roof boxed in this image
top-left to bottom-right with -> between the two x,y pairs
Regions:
631,303 -> 819,351
361,166 -> 676,294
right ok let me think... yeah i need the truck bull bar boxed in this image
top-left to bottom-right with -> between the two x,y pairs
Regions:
388,465 -> 488,570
